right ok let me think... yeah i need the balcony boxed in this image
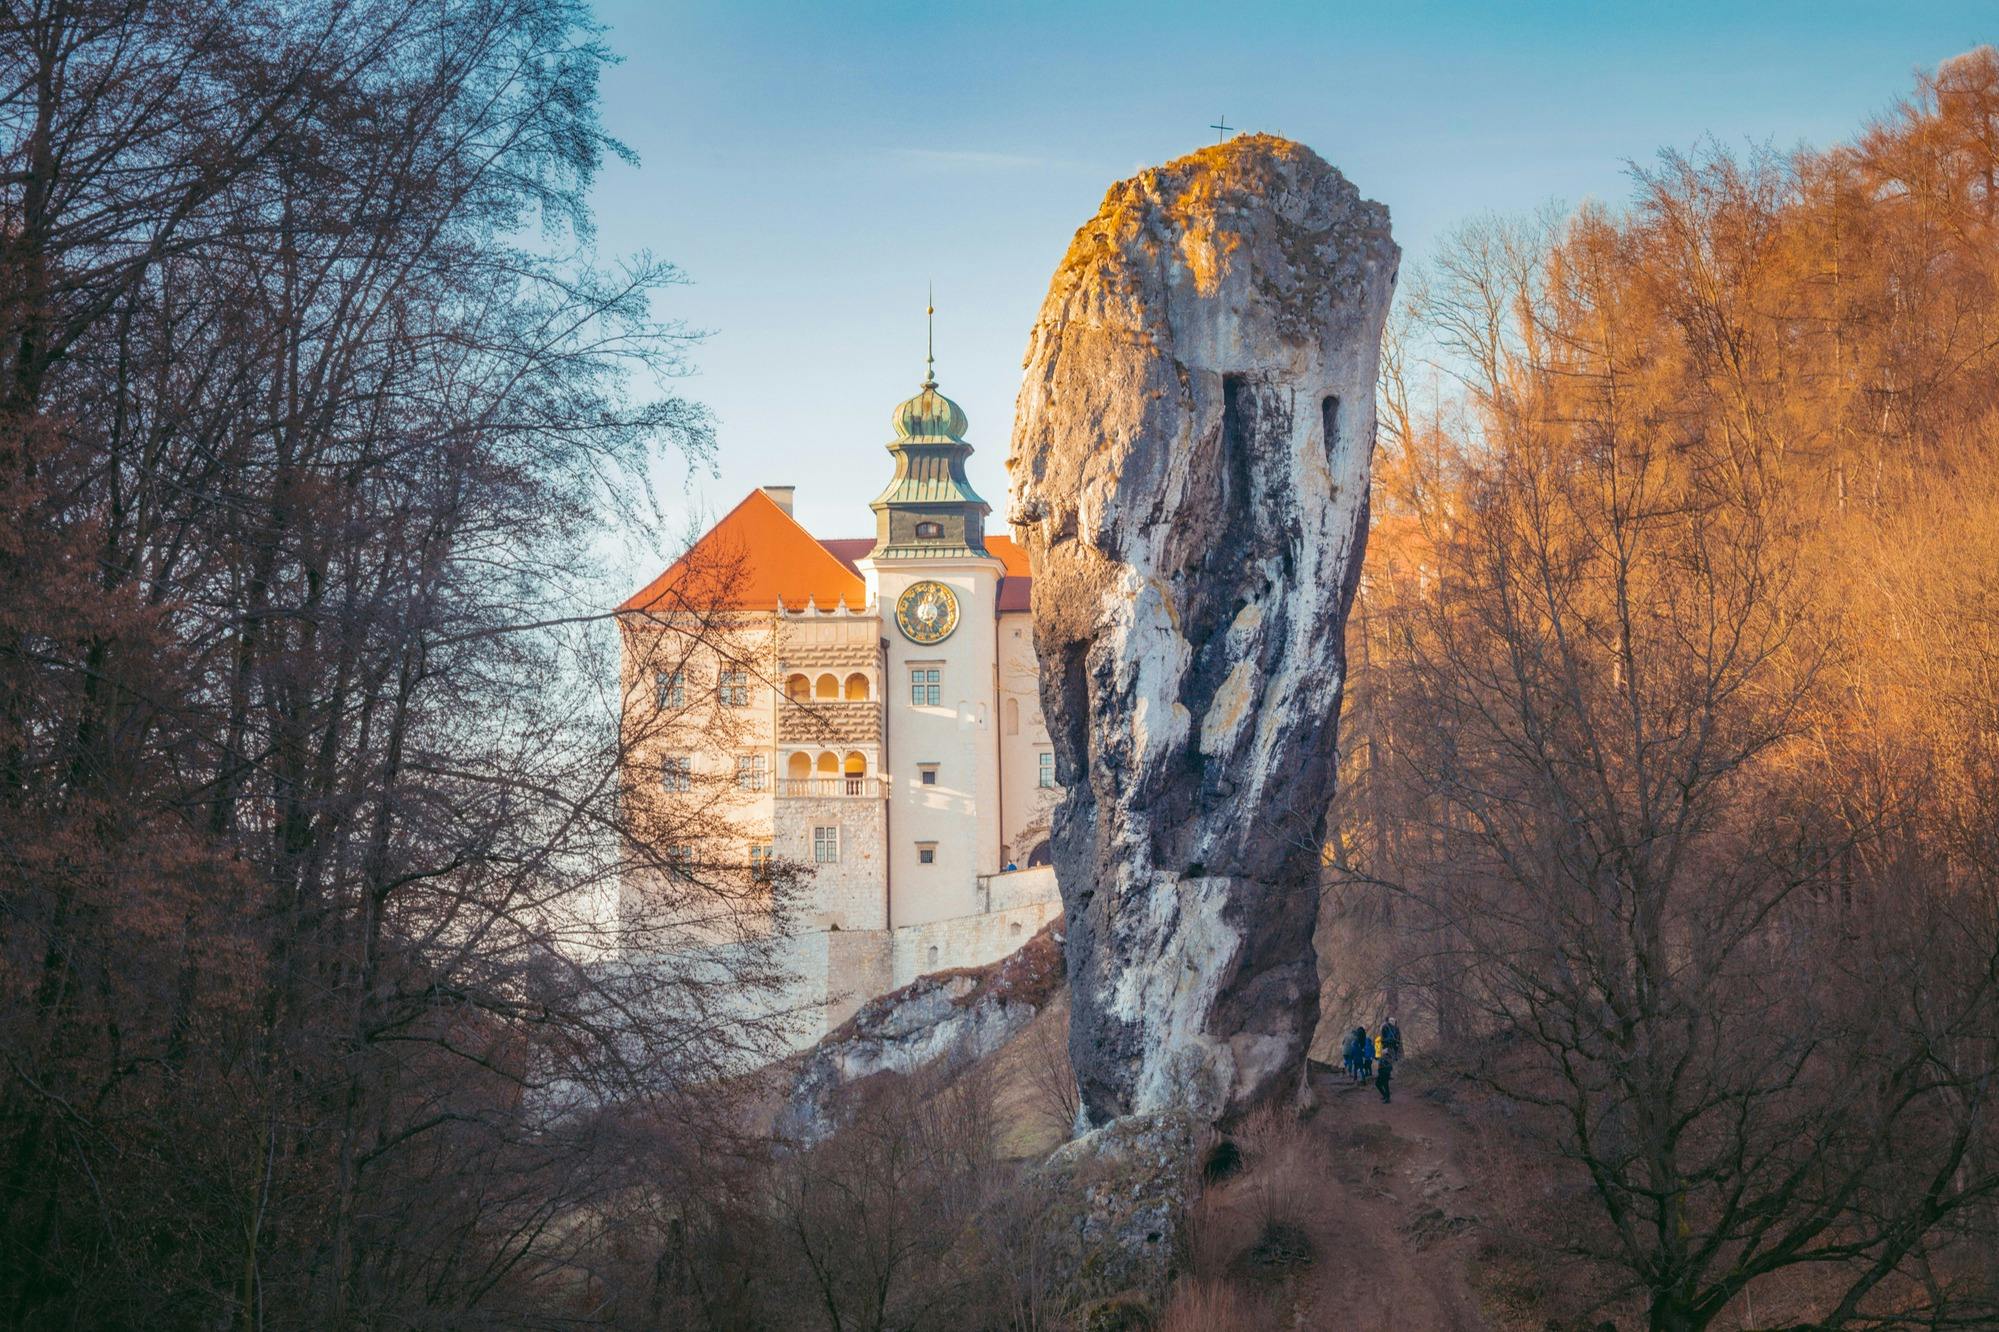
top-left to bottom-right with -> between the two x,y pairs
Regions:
777,776 -> 882,798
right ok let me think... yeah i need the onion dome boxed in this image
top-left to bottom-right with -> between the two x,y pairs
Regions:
891,376 -> 971,442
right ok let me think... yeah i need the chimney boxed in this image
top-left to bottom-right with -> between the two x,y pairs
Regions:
761,485 -> 796,516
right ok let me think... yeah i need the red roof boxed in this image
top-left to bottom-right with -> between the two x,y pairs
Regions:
620,490 -> 866,613
623,492 -> 1036,616
988,534 -> 1033,612
818,537 -> 873,575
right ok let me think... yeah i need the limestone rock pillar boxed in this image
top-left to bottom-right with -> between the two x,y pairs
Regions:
1007,135 -> 1397,1124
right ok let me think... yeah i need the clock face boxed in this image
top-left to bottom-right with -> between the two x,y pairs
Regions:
895,580 -> 960,644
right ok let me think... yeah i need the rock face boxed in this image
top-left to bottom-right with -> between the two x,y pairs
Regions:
777,920 -> 1064,1143
1042,1110 -> 1196,1302
1007,135 -> 1396,1125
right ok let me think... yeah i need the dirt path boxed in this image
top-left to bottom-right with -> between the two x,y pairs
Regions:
1202,1061 -> 1493,1330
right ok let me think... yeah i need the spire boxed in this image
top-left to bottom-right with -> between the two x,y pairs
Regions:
924,283 -> 936,389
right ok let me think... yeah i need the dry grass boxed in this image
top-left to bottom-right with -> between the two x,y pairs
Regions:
1231,1104 -> 1316,1243
1157,1277 -> 1280,1332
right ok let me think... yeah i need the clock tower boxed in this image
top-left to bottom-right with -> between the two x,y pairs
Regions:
858,334 -> 1006,926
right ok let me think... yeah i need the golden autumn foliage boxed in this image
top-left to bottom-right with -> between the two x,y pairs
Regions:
1329,47 -> 1999,1332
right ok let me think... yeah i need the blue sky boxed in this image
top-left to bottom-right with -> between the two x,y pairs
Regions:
584,1 -> 1991,593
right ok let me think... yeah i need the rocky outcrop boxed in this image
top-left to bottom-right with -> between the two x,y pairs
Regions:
1008,135 -> 1397,1125
1042,1110 -> 1196,1303
778,920 -> 1064,1142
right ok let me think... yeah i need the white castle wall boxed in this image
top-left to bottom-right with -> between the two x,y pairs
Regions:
984,864 -> 1057,913
751,866 -> 1063,1050
775,795 -> 888,931
885,896 -> 1062,991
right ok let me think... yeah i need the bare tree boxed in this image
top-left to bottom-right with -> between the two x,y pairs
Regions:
0,2 -> 804,1327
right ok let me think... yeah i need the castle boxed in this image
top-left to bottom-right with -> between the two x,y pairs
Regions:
617,352 -> 1063,1044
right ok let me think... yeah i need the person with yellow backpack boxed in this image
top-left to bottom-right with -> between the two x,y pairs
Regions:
1374,1017 -> 1403,1103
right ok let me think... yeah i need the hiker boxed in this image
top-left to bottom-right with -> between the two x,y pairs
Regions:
1341,1027 -> 1365,1081
1380,1015 -> 1403,1062
1375,1029 -> 1395,1103
1350,1026 -> 1371,1083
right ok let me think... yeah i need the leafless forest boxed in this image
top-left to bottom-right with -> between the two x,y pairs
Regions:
1,2 -> 1995,1329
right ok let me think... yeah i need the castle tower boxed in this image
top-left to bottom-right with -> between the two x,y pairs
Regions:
858,318 -> 1005,926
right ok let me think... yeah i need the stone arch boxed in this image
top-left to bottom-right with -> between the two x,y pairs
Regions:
815,751 -> 840,775
843,751 -> 867,776
1026,839 -> 1052,868
785,673 -> 810,701
786,752 -> 812,780
814,672 -> 840,699
844,672 -> 870,700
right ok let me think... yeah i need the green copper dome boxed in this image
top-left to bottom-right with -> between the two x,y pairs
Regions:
890,377 -> 971,442
868,368 -> 990,560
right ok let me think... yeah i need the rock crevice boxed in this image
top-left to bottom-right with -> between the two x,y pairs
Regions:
1008,134 -> 1396,1124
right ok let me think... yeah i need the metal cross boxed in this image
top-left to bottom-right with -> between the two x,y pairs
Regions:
1211,116 -> 1233,143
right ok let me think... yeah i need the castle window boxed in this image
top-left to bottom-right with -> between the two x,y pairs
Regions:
915,521 -> 943,539
844,672 -> 870,700
813,826 -> 840,864
917,842 -> 937,865
785,673 -> 811,701
1038,751 -> 1056,789
919,764 -> 938,786
737,753 -> 769,791
656,671 -> 685,710
665,845 -> 694,879
718,670 -> 750,707
749,841 -> 773,882
661,755 -> 693,792
910,667 -> 941,707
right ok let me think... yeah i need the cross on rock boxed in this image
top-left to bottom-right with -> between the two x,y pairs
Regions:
1210,116 -> 1233,143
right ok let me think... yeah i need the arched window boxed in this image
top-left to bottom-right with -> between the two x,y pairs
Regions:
1004,696 -> 1020,735
844,672 -> 870,701
786,673 -> 810,701
915,521 -> 943,539
786,752 -> 812,780
815,752 -> 840,775
814,673 -> 840,700
843,752 -> 867,775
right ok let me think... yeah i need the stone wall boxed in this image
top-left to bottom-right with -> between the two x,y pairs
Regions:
886,897 -> 1062,990
752,866 -> 1064,1052
775,794 -> 888,931
985,864 -> 1058,913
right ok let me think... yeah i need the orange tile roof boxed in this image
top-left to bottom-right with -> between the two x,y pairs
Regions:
985,533 -> 1030,578
988,533 -> 1034,612
619,490 -> 866,613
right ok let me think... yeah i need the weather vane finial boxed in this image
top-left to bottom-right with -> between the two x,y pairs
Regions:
925,283 -> 936,388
